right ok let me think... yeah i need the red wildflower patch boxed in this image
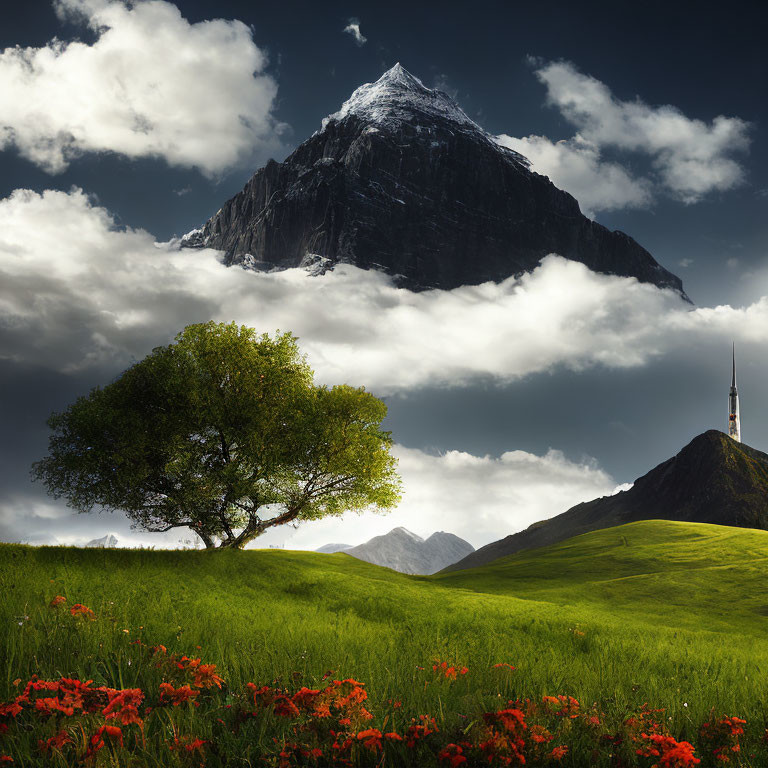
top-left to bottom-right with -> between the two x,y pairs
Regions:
637,733 -> 701,767
49,595 -> 66,607
700,716 -> 747,763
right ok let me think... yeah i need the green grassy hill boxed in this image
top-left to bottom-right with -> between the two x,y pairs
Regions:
2,520 -> 768,765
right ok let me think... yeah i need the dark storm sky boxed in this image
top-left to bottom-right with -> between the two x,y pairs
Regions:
1,0 -> 767,548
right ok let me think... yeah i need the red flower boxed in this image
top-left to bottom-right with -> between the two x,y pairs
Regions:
438,743 -> 468,767
356,728 -> 383,752
49,596 -> 66,607
273,696 -> 300,718
158,683 -> 199,706
69,604 -> 96,619
38,730 -> 72,754
529,724 -> 553,744
549,745 -> 568,760
191,662 -> 224,689
84,725 -> 123,760
171,736 -> 206,752
483,708 -> 527,734
292,687 -> 321,709
103,688 -> 144,721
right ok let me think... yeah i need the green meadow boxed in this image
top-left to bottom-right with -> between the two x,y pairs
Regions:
2,519 -> 768,765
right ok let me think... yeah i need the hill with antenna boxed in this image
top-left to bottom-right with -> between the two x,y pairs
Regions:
444,430 -> 768,571
183,64 -> 685,295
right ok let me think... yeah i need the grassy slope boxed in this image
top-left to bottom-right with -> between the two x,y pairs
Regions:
2,519 -> 768,744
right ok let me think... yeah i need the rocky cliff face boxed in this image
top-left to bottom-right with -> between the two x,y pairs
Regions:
445,431 -> 768,571
184,64 -> 685,295
322,526 -> 474,574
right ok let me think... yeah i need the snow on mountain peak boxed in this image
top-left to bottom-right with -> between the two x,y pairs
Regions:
322,63 -> 482,133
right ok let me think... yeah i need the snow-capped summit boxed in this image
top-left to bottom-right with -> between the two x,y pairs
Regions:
322,63 -> 482,134
184,64 -> 686,296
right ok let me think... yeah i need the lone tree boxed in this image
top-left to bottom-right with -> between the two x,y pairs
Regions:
33,322 -> 401,549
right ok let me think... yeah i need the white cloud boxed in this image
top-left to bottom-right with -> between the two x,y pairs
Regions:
254,444 -> 618,550
0,187 -> 672,385
2,445 -> 618,550
535,60 -> 749,203
4,188 -> 768,394
495,133 -> 651,216
0,0 -> 285,175
343,18 -> 367,46
503,60 -> 749,211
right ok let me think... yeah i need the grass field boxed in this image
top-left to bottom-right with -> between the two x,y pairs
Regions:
2,519 -> 768,766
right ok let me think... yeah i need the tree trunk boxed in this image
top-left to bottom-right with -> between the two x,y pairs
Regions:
217,525 -> 264,550
192,525 -> 216,549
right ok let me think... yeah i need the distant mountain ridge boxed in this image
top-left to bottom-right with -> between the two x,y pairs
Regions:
315,543 -> 353,554
183,64 -> 686,297
445,430 -> 768,571
317,527 -> 474,574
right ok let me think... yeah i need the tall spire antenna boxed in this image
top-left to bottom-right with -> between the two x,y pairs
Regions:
728,343 -> 741,442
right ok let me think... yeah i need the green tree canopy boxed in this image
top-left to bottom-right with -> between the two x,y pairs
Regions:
33,322 -> 401,549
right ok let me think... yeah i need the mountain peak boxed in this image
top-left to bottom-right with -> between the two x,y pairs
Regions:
377,62 -> 422,89
339,526 -> 474,575
322,63 -> 481,133
187,65 -> 686,295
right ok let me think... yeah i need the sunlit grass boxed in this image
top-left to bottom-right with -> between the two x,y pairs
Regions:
2,519 -> 768,765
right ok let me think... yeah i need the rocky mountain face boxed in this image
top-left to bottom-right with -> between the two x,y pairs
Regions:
85,534 -> 119,548
318,526 -> 474,574
445,430 -> 768,571
183,64 -> 685,296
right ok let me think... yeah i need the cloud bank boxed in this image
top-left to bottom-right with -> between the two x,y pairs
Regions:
4,188 -> 768,393
499,60 -> 750,213
0,0 -> 284,175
